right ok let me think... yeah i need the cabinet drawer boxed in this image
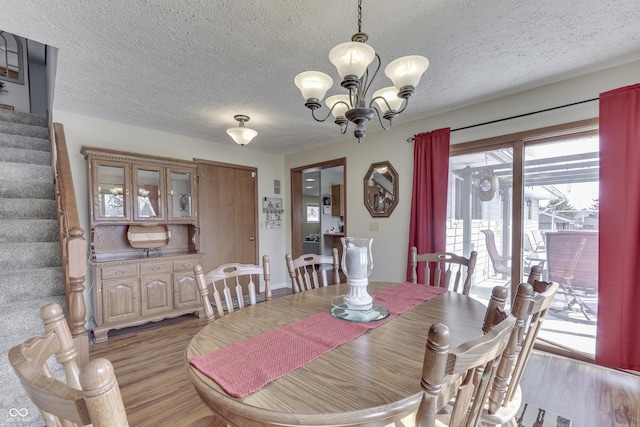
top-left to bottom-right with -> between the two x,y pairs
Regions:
173,258 -> 199,272
100,264 -> 138,280
140,261 -> 172,276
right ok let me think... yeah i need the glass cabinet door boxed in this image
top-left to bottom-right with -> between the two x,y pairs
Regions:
94,161 -> 130,221
167,169 -> 195,220
133,165 -> 165,221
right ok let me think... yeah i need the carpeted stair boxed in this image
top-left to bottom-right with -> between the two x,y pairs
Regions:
0,109 -> 66,426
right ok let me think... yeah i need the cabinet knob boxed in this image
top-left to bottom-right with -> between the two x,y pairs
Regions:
182,262 -> 192,268
115,270 -> 125,276
151,265 -> 160,272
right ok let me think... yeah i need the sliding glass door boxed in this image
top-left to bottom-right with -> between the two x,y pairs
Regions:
523,136 -> 599,355
447,121 -> 599,358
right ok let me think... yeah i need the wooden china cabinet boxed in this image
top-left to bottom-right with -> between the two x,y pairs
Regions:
81,147 -> 203,342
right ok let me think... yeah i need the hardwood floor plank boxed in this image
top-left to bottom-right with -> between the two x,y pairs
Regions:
519,350 -> 640,427
90,314 -> 214,426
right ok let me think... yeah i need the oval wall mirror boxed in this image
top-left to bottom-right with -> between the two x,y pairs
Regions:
364,161 -> 398,217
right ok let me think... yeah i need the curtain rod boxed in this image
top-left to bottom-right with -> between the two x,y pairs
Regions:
406,97 -> 599,143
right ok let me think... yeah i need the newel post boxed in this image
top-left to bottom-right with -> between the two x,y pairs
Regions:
68,226 -> 89,367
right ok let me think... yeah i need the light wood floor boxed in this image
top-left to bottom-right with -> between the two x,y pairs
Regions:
90,288 -> 639,427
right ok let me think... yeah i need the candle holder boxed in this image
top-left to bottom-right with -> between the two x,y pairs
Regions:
341,237 -> 374,309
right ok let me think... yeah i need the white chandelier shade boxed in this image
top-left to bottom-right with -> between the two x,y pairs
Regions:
326,94 -> 351,119
294,71 -> 334,102
329,42 -> 376,79
384,55 -> 430,90
372,87 -> 404,114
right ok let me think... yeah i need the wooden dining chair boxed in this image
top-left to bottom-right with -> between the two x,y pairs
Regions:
410,247 -> 478,295
9,303 -> 223,427
415,286 -> 516,427
8,303 -> 129,426
285,248 -> 340,293
194,255 -> 272,321
480,279 -> 560,427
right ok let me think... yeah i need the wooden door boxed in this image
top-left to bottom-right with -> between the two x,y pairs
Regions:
196,160 -> 258,274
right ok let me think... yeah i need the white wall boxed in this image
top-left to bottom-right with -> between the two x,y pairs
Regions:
53,59 -> 640,298
52,111 -> 288,292
285,59 -> 640,283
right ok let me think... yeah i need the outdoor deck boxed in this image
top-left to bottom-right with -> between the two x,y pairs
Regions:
469,276 -> 596,357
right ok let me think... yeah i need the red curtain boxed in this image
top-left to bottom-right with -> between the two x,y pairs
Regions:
597,83 -> 640,371
406,128 -> 451,284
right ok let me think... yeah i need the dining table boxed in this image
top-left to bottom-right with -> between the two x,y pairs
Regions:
184,281 -> 489,427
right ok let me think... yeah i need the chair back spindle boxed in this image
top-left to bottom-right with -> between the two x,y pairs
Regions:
194,255 -> 271,321
286,248 -> 340,293
481,279 -> 560,426
410,247 -> 477,295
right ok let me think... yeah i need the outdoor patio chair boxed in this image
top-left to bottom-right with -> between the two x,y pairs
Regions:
481,229 -> 512,287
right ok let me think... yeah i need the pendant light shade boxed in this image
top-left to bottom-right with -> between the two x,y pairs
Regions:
227,115 -> 257,147
384,55 -> 430,91
329,41 -> 375,80
373,87 -> 404,114
294,71 -> 334,103
326,94 -> 351,119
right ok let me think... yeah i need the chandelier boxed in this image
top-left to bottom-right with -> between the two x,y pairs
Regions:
294,0 -> 429,143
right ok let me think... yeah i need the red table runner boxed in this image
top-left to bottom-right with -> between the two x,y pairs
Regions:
190,282 -> 446,397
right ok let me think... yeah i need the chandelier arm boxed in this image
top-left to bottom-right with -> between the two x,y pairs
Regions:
395,97 -> 410,114
367,96 -> 409,116
361,53 -> 382,98
310,101 -> 350,123
371,106 -> 392,131
340,122 -> 349,134
310,108 -> 334,123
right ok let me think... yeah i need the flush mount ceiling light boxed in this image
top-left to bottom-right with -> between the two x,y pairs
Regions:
294,0 -> 429,143
226,114 -> 257,147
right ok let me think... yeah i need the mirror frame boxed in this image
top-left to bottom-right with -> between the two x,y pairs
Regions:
363,161 -> 399,218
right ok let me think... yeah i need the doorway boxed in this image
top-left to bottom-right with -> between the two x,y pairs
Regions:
291,158 -> 346,261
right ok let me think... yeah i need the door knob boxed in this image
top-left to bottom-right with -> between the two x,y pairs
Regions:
249,237 -> 255,241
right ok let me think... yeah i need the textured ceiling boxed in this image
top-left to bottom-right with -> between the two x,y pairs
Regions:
2,0 -> 640,155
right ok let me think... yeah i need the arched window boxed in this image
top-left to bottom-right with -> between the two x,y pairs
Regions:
0,31 -> 24,84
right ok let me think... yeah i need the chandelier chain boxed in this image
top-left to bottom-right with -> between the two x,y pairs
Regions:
357,0 -> 362,33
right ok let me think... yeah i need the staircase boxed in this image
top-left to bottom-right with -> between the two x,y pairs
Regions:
0,108 -> 66,426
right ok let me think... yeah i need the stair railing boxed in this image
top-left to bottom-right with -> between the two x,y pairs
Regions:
52,122 -> 89,366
